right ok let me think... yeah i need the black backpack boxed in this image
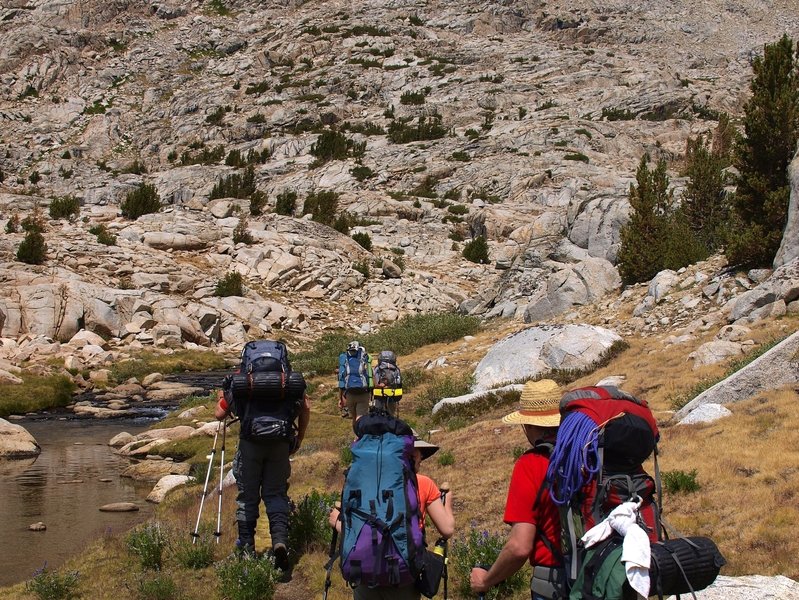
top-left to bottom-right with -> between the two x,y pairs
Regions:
373,350 -> 403,401
226,340 -> 305,442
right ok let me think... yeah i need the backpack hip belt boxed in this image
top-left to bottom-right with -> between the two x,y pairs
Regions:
373,387 -> 403,397
531,565 -> 566,600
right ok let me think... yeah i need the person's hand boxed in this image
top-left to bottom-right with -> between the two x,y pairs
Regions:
328,507 -> 340,529
338,393 -> 345,409
290,437 -> 302,455
470,567 -> 490,593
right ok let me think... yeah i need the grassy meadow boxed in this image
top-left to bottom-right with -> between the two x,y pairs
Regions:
1,312 -> 797,599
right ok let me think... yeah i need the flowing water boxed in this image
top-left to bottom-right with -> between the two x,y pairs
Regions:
0,419 -> 156,587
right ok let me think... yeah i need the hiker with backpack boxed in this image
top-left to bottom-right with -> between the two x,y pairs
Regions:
372,350 -> 403,417
214,340 -> 311,570
470,379 -> 565,600
327,412 -> 454,600
338,340 -> 374,428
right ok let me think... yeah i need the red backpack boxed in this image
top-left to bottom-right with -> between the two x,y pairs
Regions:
545,386 -> 663,584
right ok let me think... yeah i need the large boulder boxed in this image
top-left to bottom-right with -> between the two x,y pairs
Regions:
0,418 -> 41,459
669,575 -> 799,599
146,474 -> 194,503
472,324 -> 622,392
675,330 -> 799,423
774,148 -> 799,268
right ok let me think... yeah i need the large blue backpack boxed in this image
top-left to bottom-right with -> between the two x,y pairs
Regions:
339,412 -> 425,587
339,346 -> 372,392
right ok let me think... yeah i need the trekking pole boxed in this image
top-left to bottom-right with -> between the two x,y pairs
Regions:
475,563 -> 492,600
214,417 -> 228,544
323,501 -> 341,600
192,420 -> 221,544
440,482 -> 450,600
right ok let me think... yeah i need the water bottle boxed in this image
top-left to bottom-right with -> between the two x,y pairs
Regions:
432,538 -> 446,557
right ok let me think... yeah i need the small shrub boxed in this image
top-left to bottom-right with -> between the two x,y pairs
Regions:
250,191 -> 268,216
216,554 -> 279,600
26,565 -> 80,600
172,527 -> 215,570
215,272 -> 244,297
126,523 -> 167,570
49,196 -> 80,220
451,151 -> 470,162
662,469 -> 700,494
462,236 -> 489,264
233,217 -> 253,244
288,490 -> 339,555
602,106 -> 635,121
132,573 -> 179,600
29,171 -> 41,184
274,190 -> 297,216
512,446 -> 526,460
564,152 -> 589,163
340,443 -> 354,466
122,159 -> 147,174
352,260 -> 370,278
209,166 -> 256,200
303,190 -> 339,226
437,450 -> 455,466
310,130 -> 365,166
121,183 -> 161,220
17,231 -> 47,264
400,89 -> 428,105
5,212 -> 20,233
350,165 -> 375,181
88,224 -> 117,246
388,115 -> 447,144
352,231 -> 373,251
451,528 -> 527,600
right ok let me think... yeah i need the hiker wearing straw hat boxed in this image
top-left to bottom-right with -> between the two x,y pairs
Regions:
470,379 -> 566,600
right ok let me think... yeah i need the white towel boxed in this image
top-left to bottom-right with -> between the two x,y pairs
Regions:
581,501 -> 650,598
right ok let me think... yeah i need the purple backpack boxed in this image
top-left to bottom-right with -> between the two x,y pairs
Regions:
339,413 -> 425,587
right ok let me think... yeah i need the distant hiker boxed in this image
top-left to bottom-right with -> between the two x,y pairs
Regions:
338,340 -> 373,428
372,350 -> 403,417
470,379 -> 564,600
328,412 -> 454,600
215,340 -> 311,571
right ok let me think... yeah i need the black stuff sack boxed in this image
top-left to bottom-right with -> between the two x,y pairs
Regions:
416,549 -> 445,599
649,536 -> 726,597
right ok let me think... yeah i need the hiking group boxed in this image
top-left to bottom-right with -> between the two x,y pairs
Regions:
212,339 -> 724,600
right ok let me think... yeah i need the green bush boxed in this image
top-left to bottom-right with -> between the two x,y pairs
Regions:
388,115 -> 447,143
352,231 -> 373,250
350,165 -> 375,181
451,151 -> 470,162
209,166 -> 257,200
88,224 -> 117,246
233,217 -> 253,244
564,152 -> 589,163
288,490 -> 339,556
451,528 -> 528,600
274,190 -> 297,216
17,230 -> 47,264
249,191 -> 268,216
121,183 -> 161,220
340,444 -> 354,467
172,526 -> 215,569
25,566 -> 80,600
49,196 -> 80,220
126,523 -> 167,570
5,212 -> 20,233
400,89 -> 428,105
462,236 -> 489,264
310,130 -> 366,166
132,573 -> 180,600
215,272 -> 244,297
303,190 -> 339,226
216,554 -> 279,600
617,155 -> 706,284
662,469 -> 700,494
352,260 -> 370,278
437,450 -> 455,466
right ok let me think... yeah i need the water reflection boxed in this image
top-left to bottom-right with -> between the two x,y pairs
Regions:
0,419 -> 155,587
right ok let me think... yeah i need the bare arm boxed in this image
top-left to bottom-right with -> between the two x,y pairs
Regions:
426,491 -> 455,539
292,394 -> 311,454
470,522 -> 535,593
214,390 -> 229,421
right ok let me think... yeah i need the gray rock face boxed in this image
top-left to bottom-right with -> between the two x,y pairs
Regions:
675,330 -> 799,424
472,324 -> 622,392
774,149 -> 799,269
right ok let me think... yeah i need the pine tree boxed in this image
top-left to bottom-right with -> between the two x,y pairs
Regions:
680,133 -> 729,253
728,34 -> 799,267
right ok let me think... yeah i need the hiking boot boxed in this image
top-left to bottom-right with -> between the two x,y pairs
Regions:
235,520 -> 256,557
273,542 -> 289,571
235,538 -> 256,558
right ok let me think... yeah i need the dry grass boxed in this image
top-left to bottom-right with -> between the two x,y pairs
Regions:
2,314 -> 798,599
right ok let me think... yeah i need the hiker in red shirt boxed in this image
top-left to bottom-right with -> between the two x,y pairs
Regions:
470,379 -> 565,600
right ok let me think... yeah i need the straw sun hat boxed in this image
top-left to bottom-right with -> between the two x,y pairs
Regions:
502,379 -> 562,427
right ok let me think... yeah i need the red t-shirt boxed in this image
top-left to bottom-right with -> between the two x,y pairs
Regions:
502,451 -> 561,567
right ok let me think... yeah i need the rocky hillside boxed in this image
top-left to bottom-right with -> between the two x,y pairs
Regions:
1,0 -> 798,373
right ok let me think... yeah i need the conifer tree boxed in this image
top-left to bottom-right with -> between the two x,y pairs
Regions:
681,132 -> 729,254
728,34 -> 799,267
